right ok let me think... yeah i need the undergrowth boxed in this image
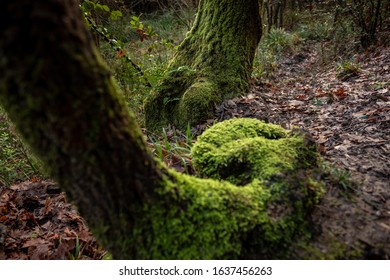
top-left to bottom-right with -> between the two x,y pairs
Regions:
99,10 -> 194,124
93,8 -> 198,172
0,108 -> 42,186
147,124 -> 195,174
252,8 -> 363,79
253,27 -> 302,78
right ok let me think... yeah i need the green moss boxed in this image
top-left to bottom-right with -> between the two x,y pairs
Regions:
144,66 -> 199,131
177,80 -> 220,127
131,172 -> 269,259
126,118 -> 325,259
191,118 -> 318,185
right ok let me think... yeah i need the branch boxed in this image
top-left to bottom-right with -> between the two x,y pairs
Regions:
84,14 -> 152,88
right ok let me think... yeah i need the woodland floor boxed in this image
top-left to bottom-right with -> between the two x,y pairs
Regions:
0,43 -> 389,259
207,44 -> 390,258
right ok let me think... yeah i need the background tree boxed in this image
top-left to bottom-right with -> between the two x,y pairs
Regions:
260,0 -> 388,48
144,0 -> 262,130
0,0 -> 333,259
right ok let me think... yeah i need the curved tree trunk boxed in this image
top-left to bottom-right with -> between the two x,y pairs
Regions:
144,0 -> 262,130
0,0 -> 164,258
1,0 -> 382,260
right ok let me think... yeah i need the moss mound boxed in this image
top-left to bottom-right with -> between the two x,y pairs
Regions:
128,118 -> 325,259
191,118 -> 319,185
144,68 -> 221,131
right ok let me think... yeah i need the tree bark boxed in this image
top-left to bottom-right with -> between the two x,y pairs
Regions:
0,0 -> 163,258
144,0 -> 262,130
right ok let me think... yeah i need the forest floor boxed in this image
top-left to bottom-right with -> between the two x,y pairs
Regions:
206,43 -> 390,258
1,43 -> 389,259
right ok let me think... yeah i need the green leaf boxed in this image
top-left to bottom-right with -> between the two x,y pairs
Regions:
110,10 -> 122,21
80,1 -> 95,12
95,4 -> 110,12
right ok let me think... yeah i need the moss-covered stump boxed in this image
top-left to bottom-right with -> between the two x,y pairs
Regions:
144,0 -> 262,131
126,118 -> 325,259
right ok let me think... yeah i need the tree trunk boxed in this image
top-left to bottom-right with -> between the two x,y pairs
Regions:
144,0 -> 262,131
0,0 -> 163,258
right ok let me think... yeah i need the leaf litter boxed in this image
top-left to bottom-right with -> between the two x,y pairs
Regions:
0,181 -> 106,259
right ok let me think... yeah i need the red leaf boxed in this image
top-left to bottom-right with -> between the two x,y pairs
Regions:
116,50 -> 125,58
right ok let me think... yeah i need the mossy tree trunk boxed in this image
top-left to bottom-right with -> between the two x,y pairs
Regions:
144,0 -> 262,130
0,0 -> 165,258
1,0 -> 367,260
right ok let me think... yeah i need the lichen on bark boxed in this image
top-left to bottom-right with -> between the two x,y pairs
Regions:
144,0 -> 262,131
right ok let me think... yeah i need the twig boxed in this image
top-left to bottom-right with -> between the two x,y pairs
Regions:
84,15 -> 152,88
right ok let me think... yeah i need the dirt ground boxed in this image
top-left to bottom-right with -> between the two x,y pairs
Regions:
1,44 -> 389,259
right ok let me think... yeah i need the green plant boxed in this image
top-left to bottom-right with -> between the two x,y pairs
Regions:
80,5 -> 195,125
80,0 -> 123,23
99,12 -> 189,124
321,161 -> 356,194
253,28 -> 301,78
0,108 -> 42,186
336,60 -> 361,80
298,17 -> 333,42
147,125 -> 195,174
69,235 -> 81,260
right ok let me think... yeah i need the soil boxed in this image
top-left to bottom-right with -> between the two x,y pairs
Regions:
1,43 -> 389,259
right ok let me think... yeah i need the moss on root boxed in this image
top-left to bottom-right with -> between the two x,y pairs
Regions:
144,71 -> 221,130
125,118 -> 326,259
144,0 -> 262,131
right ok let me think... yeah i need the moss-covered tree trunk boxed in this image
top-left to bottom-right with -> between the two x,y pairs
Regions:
0,0 -> 164,258
1,0 -> 371,260
144,0 -> 262,130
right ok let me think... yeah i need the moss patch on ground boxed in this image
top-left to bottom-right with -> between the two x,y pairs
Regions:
191,118 -> 319,185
